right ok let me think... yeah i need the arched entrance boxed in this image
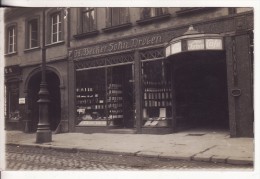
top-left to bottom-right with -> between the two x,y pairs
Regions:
170,51 -> 229,130
27,70 -> 61,132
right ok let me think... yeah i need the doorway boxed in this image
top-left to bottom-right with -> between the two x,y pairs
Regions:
172,52 -> 229,130
107,64 -> 134,128
27,70 -> 61,132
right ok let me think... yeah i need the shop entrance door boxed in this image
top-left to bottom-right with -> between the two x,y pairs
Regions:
27,71 -> 61,132
107,64 -> 134,128
173,52 -> 229,130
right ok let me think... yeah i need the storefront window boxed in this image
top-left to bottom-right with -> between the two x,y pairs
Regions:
75,64 -> 134,127
76,68 -> 107,126
142,60 -> 172,127
6,83 -> 20,121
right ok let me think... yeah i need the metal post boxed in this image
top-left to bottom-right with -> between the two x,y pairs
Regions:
36,8 -> 52,143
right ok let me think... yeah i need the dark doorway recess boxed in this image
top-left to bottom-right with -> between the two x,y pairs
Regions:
107,64 -> 134,128
27,70 -> 61,132
171,51 -> 229,130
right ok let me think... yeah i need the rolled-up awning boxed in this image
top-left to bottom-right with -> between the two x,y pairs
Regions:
165,25 -> 224,58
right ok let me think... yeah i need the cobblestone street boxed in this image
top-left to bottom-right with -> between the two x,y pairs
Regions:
5,145 -> 252,170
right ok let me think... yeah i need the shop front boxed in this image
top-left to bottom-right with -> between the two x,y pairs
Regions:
4,65 -> 22,130
75,60 -> 134,130
68,11 -> 253,136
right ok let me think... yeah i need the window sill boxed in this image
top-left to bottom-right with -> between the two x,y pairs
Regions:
5,52 -> 18,57
45,41 -> 65,48
73,30 -> 99,40
176,7 -> 213,16
136,13 -> 171,25
102,22 -> 132,33
24,46 -> 41,53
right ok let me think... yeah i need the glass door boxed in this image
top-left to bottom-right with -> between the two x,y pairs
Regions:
107,64 -> 134,128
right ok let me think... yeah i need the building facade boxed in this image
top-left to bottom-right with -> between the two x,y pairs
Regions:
4,7 -> 254,137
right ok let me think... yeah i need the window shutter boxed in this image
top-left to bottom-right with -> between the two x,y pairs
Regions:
37,19 -> 40,47
106,7 -> 111,27
14,27 -> 17,52
163,7 -> 168,14
93,8 -> 97,30
142,8 -> 151,19
60,11 -> 65,41
25,21 -> 29,49
119,8 -> 129,24
111,8 -> 118,26
77,8 -> 82,34
46,12 -> 51,44
5,27 -> 7,53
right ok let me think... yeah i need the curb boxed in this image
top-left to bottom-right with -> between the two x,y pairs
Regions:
6,143 -> 253,166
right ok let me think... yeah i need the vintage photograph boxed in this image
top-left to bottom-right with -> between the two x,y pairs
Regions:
3,7 -> 254,171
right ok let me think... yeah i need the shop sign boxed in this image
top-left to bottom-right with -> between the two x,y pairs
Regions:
206,39 -> 223,50
187,39 -> 205,50
171,41 -> 182,54
72,34 -> 163,59
19,98 -> 26,104
166,37 -> 223,57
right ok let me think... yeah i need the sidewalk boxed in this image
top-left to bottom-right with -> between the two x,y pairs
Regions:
5,129 -> 254,165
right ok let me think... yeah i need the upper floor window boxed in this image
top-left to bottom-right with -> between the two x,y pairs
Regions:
7,25 -> 17,53
46,9 -> 64,44
51,12 -> 62,43
26,19 -> 39,49
106,8 -> 130,27
81,8 -> 96,33
140,8 -> 168,19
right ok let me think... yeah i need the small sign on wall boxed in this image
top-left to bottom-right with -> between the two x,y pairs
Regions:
19,98 -> 26,104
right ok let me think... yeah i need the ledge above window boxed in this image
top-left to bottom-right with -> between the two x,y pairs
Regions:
176,7 -> 213,16
136,13 -> 171,25
102,22 -> 132,33
73,30 -> 99,40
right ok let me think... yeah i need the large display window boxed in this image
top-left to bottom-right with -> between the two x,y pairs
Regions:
5,82 -> 20,121
76,68 -> 107,126
75,64 -> 134,128
141,60 -> 173,127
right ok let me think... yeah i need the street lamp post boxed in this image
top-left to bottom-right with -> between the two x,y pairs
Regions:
36,8 -> 51,143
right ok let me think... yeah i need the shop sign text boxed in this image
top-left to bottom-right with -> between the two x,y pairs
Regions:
73,35 -> 162,59
187,39 -> 205,50
206,39 -> 223,50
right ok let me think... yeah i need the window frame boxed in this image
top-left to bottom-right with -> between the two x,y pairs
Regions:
106,7 -> 130,27
81,7 -> 97,33
25,17 -> 40,50
6,24 -> 17,54
140,8 -> 169,19
136,8 -> 170,25
74,8 -> 99,39
46,9 -> 64,45
102,8 -> 132,32
51,12 -> 62,43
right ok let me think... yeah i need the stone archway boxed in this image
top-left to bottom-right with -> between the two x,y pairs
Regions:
26,69 -> 61,132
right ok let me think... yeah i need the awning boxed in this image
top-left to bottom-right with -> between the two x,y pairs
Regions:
165,25 -> 224,57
